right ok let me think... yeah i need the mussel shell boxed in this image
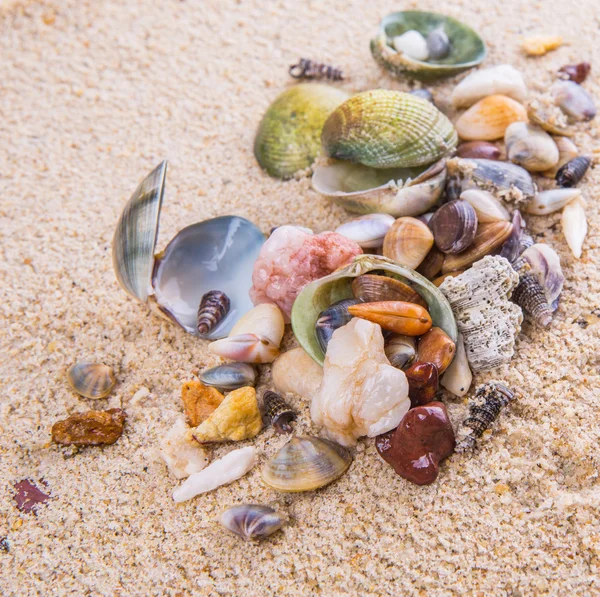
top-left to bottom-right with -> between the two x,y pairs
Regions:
430,200 -> 477,254
261,436 -> 352,492
67,362 -> 115,399
200,363 -> 256,391
370,11 -> 486,80
315,299 -> 360,354
219,505 -> 287,541
291,254 -> 457,365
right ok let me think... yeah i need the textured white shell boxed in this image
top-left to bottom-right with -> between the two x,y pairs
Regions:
523,188 -> 581,216
160,417 -> 208,480
440,256 -> 522,372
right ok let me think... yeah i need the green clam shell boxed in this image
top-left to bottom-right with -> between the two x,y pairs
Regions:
321,90 -> 457,169
291,255 -> 458,365
370,11 -> 486,80
254,84 -> 350,179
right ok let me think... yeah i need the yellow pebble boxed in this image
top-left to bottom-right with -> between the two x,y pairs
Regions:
523,35 -> 563,56
12,519 -> 23,530
494,483 -> 510,495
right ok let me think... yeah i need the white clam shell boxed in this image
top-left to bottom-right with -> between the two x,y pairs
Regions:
523,188 -> 581,216
460,189 -> 510,222
504,122 -> 559,172
561,196 -> 587,259
209,333 -> 280,363
160,417 -> 208,480
440,333 -> 472,397
392,30 -> 429,61
335,214 -> 395,249
229,303 -> 285,346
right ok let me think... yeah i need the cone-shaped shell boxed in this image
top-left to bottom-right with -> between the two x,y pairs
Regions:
370,11 -> 486,80
254,84 -> 350,179
67,362 -> 116,399
321,90 -> 457,169
261,436 -> 352,492
291,254 -> 457,365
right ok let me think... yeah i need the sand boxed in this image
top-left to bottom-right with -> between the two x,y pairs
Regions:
1,0 -> 600,595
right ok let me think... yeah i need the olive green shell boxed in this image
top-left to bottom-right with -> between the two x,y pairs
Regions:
370,11 -> 486,80
291,254 -> 457,365
254,84 -> 350,179
321,90 -> 457,169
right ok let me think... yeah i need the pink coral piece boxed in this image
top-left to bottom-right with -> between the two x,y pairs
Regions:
250,226 -> 362,320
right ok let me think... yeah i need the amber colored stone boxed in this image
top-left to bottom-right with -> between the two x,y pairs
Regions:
51,409 -> 126,446
416,327 -> 456,374
13,479 -> 51,514
375,402 -> 455,485
181,380 -> 224,427
405,362 -> 439,408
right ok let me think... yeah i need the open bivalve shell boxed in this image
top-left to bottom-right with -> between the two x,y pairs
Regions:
291,254 -> 457,365
112,162 -> 265,339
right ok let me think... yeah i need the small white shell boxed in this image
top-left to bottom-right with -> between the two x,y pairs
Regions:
335,214 -> 395,248
219,505 -> 287,541
440,333 -> 472,397
229,303 -> 285,346
209,333 -> 280,363
561,196 -> 587,259
504,122 -> 559,172
460,189 -> 510,222
160,417 -> 208,480
392,30 -> 429,61
523,188 -> 581,215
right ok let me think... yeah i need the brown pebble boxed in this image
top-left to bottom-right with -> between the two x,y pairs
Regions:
417,327 -> 456,374
181,380 -> 224,427
558,62 -> 591,84
457,141 -> 502,161
405,362 -> 439,407
51,409 -> 126,446
13,479 -> 51,514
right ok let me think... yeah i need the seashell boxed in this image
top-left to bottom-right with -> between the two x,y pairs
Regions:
289,58 -> 343,82
541,136 -> 579,177
263,391 -> 297,434
209,333 -> 280,363
432,271 -> 464,287
460,189 -> 510,223
200,363 -> 256,391
230,303 -> 285,347
451,64 -> 527,109
511,271 -> 553,327
416,327 -> 456,374
262,436 -> 352,491
504,122 -> 559,172
173,446 -> 257,502
455,95 -> 528,141
551,81 -> 597,122
405,361 -> 439,407
556,156 -> 591,188
519,244 -> 564,308
351,274 -> 427,307
418,212 -> 435,225
416,246 -> 445,280
311,318 -> 410,446
348,301 -> 432,336
457,141 -> 501,161
382,217 -> 434,269
334,214 -> 395,248
160,417 -> 208,480
499,210 -> 531,264
384,334 -> 417,369
254,84 -> 350,179
558,62 -> 591,85
321,90 -> 457,169
522,35 -> 563,56
197,290 -> 231,337
439,256 -> 522,372
440,333 -> 472,397
312,158 -> 447,218
445,174 -> 463,202
446,158 -> 536,204
315,298 -> 360,354
429,200 -> 478,254
219,505 -> 287,541
67,362 -> 115,399
272,347 -> 324,398
527,94 -> 571,136
522,188 -> 581,215
561,196 -> 587,259
441,221 -> 513,273
426,26 -> 451,60
409,89 -> 434,103
392,30 -> 429,61
456,382 -> 514,453
370,11 -> 485,80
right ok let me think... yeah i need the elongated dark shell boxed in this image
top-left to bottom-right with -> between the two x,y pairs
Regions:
430,200 -> 477,254
512,273 -> 553,327
500,210 -> 531,264
220,505 -> 286,541
315,298 -> 359,353
555,156 -> 591,188
197,290 -> 230,336
263,390 -> 297,434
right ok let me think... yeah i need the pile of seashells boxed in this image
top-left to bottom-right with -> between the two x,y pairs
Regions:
99,11 -> 595,541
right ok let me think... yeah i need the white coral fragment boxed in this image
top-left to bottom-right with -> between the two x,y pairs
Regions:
311,318 -> 410,447
561,196 -> 587,259
160,417 -> 208,479
440,256 -> 522,372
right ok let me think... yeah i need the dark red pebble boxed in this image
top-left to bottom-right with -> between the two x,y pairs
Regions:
558,62 -> 591,84
13,479 -> 51,514
405,361 -> 439,408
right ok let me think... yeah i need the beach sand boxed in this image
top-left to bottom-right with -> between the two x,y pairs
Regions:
1,0 -> 600,595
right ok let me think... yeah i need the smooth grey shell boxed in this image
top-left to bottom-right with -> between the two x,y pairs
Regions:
200,363 -> 256,391
219,505 -> 286,541
291,254 -> 457,365
67,362 -> 115,399
113,161 -> 166,302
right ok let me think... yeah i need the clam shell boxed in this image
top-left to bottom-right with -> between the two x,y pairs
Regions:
505,122 -> 559,172
382,217 -> 434,269
351,274 -> 427,307
384,334 -> 417,369
291,254 -> 457,365
67,362 -> 115,399
429,200 -> 478,254
229,303 -> 285,347
334,214 -> 395,248
527,95 -> 572,136
261,436 -> 352,492
460,189 -> 510,223
561,196 -> 587,259
312,158 -> 447,217
315,298 -> 360,354
254,84 -> 350,179
551,81 -> 597,122
370,11 -> 486,80
321,90 -> 457,169
209,333 -> 280,363
455,95 -> 528,141
219,505 -> 287,541
523,188 -> 581,216
200,363 -> 256,391
112,161 -> 166,303
457,141 -> 502,161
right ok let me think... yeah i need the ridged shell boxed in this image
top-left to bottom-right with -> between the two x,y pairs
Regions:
112,161 -> 166,302
370,11 -> 486,80
254,84 -> 350,179
382,217 -> 434,269
429,200 -> 478,254
291,254 -> 457,365
263,391 -> 297,434
67,362 -> 115,399
351,274 -> 427,307
261,436 -> 352,492
197,290 -> 230,336
200,363 -> 256,391
505,122 -> 559,172
321,90 -> 457,169
219,505 -> 287,541
512,273 -> 553,327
